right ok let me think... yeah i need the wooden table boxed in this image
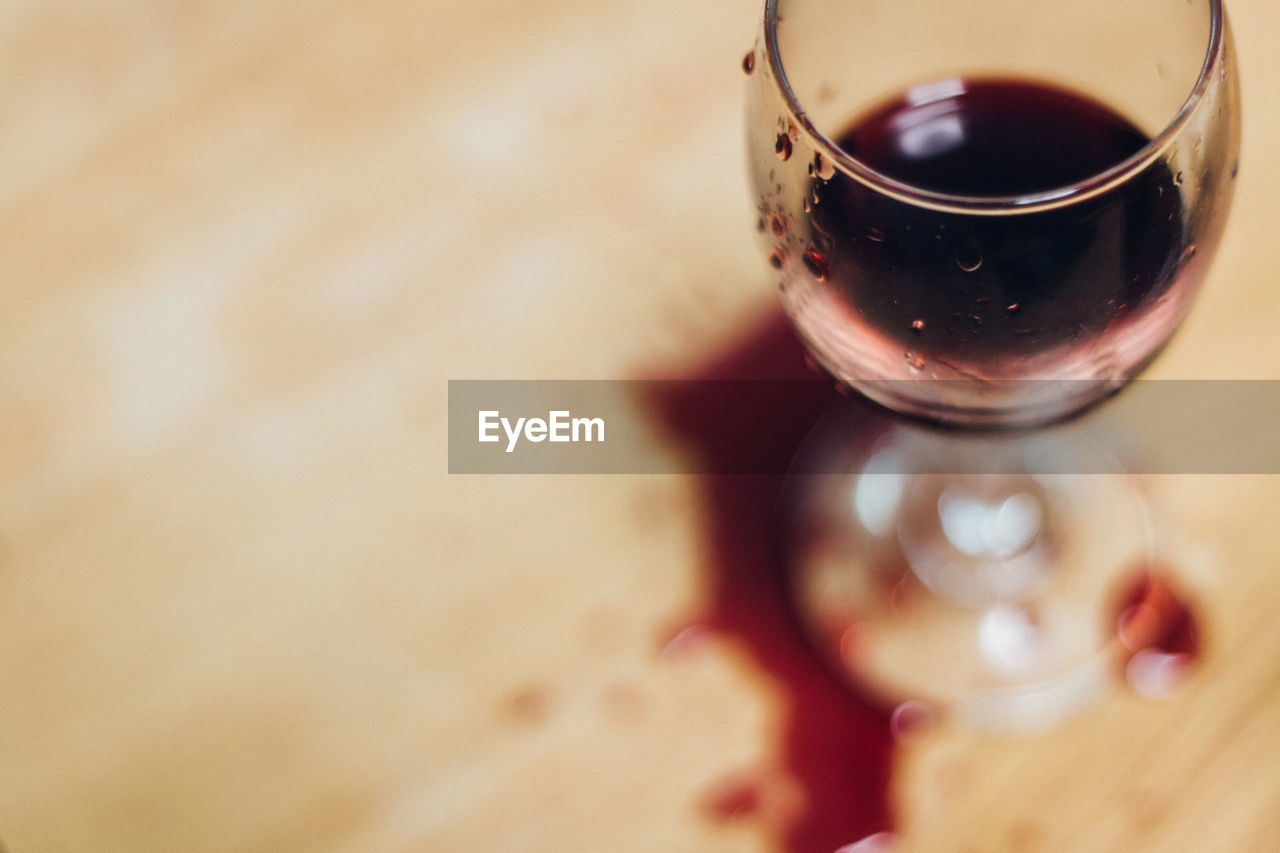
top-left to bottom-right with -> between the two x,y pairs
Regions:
0,1 -> 1277,850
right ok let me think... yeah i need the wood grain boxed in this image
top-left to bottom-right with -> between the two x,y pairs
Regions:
0,1 -> 1276,851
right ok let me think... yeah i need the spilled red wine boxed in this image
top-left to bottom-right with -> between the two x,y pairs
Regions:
793,77 -> 1189,389
648,315 -> 896,853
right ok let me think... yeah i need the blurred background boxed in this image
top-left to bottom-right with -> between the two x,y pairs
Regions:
0,0 -> 1278,851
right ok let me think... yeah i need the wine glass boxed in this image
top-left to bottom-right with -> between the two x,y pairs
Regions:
743,0 -> 1238,729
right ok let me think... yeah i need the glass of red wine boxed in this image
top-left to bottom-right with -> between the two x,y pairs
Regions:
744,0 -> 1238,729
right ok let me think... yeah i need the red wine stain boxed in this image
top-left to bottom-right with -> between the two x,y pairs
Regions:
1115,571 -> 1200,657
701,773 -> 757,814
1007,820 -> 1048,851
703,770 -> 765,821
1114,570 -> 1202,698
702,765 -> 807,833
646,311 -> 896,852
503,683 -> 553,726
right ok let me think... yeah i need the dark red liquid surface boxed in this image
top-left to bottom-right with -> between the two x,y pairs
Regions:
842,79 -> 1149,196
810,78 -> 1185,364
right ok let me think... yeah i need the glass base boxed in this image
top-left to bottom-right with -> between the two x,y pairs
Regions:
784,411 -> 1155,733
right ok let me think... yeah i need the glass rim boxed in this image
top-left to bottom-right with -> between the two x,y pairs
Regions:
762,0 -> 1225,214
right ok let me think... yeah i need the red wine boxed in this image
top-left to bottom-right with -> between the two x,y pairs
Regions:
646,312 -> 1207,846
787,78 -> 1194,411
841,79 -> 1149,196
647,314 -> 896,852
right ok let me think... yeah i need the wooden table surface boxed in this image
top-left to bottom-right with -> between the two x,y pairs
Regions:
0,1 -> 1277,851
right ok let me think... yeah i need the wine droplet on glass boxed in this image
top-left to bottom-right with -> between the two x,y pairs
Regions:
775,132 -> 793,160
955,247 -> 983,272
803,246 -> 830,280
813,150 -> 837,180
